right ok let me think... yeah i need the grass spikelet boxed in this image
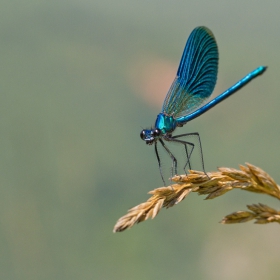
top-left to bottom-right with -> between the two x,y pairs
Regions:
221,203 -> 280,224
113,163 -> 280,232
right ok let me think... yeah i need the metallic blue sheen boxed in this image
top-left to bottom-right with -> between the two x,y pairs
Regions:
176,66 -> 267,125
155,113 -> 177,134
162,26 -> 218,119
140,25 -> 267,184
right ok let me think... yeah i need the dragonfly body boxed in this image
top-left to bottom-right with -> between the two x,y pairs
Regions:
140,26 -> 266,184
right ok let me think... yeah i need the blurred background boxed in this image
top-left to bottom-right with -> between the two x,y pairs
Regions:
1,0 -> 280,279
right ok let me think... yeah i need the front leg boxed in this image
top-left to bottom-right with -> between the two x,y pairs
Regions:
158,138 -> 178,177
154,142 -> 166,186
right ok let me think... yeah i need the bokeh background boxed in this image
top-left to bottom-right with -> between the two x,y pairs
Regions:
1,0 -> 280,279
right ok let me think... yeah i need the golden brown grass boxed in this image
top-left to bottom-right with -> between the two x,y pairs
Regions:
113,163 -> 280,232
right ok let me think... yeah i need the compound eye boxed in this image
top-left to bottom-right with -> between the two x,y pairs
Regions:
140,130 -> 146,140
153,129 -> 160,137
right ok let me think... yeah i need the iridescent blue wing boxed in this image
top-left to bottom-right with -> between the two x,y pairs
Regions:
161,26 -> 218,119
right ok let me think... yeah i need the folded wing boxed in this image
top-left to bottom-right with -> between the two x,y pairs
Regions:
162,26 -> 218,119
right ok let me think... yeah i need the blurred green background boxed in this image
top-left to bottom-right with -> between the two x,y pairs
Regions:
1,0 -> 280,279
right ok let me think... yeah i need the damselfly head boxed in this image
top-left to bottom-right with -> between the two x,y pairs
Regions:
140,129 -> 161,145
